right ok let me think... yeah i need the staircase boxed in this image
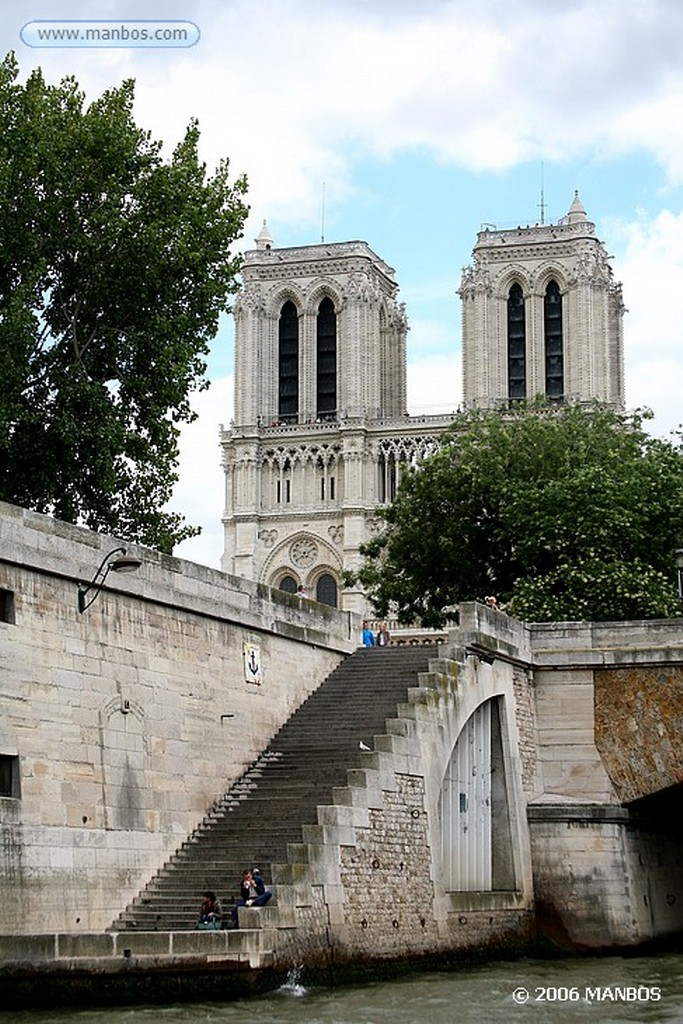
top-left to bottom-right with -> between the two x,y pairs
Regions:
110,645 -> 434,932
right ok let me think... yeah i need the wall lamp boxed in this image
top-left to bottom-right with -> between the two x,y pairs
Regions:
465,645 -> 496,665
78,546 -> 142,613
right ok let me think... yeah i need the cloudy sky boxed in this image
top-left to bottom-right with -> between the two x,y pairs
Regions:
5,0 -> 683,566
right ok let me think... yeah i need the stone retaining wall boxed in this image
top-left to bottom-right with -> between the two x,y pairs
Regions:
0,502 -> 354,933
266,642 -> 536,969
3,504 -> 683,1002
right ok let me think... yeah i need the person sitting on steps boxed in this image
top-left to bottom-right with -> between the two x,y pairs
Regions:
196,890 -> 223,930
251,867 -> 273,906
231,868 -> 272,927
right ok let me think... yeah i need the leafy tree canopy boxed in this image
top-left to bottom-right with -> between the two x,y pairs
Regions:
0,52 -> 249,551
350,403 -> 683,625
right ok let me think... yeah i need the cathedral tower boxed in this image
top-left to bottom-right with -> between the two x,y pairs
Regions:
220,227 -> 453,614
221,198 -> 626,617
459,192 -> 625,409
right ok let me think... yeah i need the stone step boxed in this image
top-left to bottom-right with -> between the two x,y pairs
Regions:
182,822 -> 308,836
142,877 -> 278,895
130,892 -> 268,906
114,901 -> 281,924
165,844 -> 293,859
165,849 -> 292,864
177,821 -> 294,839
111,646 -> 435,930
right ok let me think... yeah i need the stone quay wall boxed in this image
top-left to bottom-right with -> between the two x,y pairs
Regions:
266,634 -> 536,970
0,502 -> 354,934
2,503 -> 683,1001
527,616 -> 683,949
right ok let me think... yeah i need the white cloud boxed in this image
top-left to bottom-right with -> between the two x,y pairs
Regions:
7,0 -> 683,565
10,0 -> 683,220
407,351 -> 462,415
613,208 -> 683,437
211,0 -> 683,210
169,375 -> 233,568
625,359 -> 683,440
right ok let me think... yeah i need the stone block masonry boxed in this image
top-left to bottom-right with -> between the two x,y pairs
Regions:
0,501 -> 355,934
267,641 -> 537,971
339,775 -> 438,953
595,665 -> 683,802
3,507 -> 683,1002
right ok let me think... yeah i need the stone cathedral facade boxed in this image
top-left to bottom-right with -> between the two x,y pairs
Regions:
460,192 -> 625,409
220,195 -> 625,616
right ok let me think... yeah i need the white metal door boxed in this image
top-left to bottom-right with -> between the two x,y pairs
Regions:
440,700 -> 492,891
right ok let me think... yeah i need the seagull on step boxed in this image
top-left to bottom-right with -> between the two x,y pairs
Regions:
359,741 -> 371,751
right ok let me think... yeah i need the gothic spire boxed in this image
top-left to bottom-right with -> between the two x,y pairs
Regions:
566,190 -> 588,224
255,220 -> 274,251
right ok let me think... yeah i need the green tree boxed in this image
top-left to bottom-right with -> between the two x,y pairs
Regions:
351,403 -> 683,625
0,53 -> 248,551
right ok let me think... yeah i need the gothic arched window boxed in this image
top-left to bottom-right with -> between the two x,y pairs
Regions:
316,297 -> 337,420
278,301 -> 299,422
279,575 -> 298,595
544,280 -> 564,399
378,450 -> 398,504
315,573 -> 338,607
507,283 -> 526,400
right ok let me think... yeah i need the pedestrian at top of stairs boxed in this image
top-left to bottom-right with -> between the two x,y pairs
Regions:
376,621 -> 391,647
362,621 -> 375,646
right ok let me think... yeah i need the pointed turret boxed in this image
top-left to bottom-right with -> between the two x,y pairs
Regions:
255,219 -> 274,251
566,190 -> 587,224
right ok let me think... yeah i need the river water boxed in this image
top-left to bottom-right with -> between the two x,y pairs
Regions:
8,953 -> 683,1024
